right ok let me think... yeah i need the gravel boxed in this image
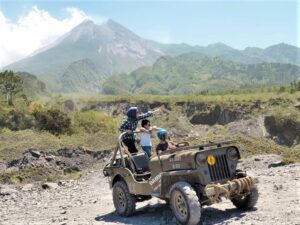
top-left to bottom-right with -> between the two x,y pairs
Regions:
0,155 -> 299,225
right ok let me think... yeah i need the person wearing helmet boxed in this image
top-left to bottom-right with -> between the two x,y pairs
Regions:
156,129 -> 177,155
119,106 -> 161,153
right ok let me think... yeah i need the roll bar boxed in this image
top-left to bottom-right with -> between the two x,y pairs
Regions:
109,131 -> 140,167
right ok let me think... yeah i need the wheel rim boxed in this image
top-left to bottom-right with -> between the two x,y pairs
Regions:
115,187 -> 126,212
173,190 -> 188,221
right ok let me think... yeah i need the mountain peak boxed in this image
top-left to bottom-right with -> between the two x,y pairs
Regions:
80,19 -> 95,25
266,42 -> 298,50
105,19 -> 132,33
207,42 -> 234,50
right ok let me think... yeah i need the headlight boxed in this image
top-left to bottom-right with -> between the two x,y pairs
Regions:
227,147 -> 239,160
196,153 -> 207,166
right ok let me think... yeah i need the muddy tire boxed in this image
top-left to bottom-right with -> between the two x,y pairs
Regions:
112,181 -> 136,216
169,182 -> 201,225
231,186 -> 258,209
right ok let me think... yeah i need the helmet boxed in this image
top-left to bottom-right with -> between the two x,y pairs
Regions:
157,129 -> 168,140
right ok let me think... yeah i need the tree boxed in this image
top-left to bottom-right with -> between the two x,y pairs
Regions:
0,70 -> 23,105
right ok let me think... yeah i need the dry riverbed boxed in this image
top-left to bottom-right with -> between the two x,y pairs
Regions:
0,155 -> 299,225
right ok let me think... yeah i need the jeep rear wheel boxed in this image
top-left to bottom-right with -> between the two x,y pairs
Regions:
169,182 -> 201,225
113,181 -> 136,216
231,186 -> 258,210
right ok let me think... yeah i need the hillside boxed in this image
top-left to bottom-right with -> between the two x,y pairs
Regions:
15,72 -> 49,97
152,42 -> 300,65
60,59 -> 108,93
103,53 -> 300,95
5,20 -> 161,92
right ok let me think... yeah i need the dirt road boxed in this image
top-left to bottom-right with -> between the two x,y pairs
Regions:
0,155 -> 299,225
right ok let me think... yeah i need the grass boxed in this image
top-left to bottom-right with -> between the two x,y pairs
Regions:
0,90 -> 299,185
0,167 -> 83,184
0,167 -> 57,184
55,91 -> 299,107
234,135 -> 300,163
0,129 -> 117,162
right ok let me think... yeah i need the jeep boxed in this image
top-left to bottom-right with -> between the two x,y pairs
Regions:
103,132 -> 258,225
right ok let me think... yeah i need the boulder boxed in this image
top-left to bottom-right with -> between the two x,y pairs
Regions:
42,182 -> 58,189
29,149 -> 41,158
268,161 -> 286,168
0,186 -> 18,195
63,166 -> 80,174
22,183 -> 35,191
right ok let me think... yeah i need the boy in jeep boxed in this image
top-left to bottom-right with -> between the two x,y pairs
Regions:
156,129 -> 177,155
156,129 -> 189,155
139,119 -> 160,157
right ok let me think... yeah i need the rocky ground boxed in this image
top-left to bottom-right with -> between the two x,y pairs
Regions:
0,154 -> 299,225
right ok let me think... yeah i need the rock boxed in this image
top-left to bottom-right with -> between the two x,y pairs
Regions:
63,99 -> 76,112
22,183 -> 34,191
274,184 -> 283,191
255,100 -> 262,109
0,186 -> 18,195
268,161 -> 286,168
29,149 -> 41,158
63,166 -> 80,174
45,155 -> 55,162
254,158 -> 261,161
42,182 -> 58,189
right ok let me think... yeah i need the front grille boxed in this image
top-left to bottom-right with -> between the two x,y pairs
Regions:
208,154 -> 231,182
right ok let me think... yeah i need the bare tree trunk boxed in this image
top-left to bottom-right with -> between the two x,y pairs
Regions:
6,92 -> 13,106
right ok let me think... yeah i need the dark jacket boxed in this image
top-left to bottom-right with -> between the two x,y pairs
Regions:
119,107 -> 153,140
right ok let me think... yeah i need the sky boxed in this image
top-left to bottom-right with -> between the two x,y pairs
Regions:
0,0 -> 299,68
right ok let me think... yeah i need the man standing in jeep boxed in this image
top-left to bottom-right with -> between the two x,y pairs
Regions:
119,106 -> 161,153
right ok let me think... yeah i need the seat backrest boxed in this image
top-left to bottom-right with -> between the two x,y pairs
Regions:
131,153 -> 150,173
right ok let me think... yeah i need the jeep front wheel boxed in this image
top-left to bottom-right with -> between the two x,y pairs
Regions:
169,182 -> 201,225
113,181 -> 136,216
231,186 -> 258,209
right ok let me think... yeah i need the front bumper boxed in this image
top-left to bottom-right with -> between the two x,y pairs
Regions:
204,176 -> 255,202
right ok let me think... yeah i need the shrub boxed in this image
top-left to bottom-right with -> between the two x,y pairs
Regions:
0,107 -> 35,131
32,108 -> 71,135
72,111 -> 118,134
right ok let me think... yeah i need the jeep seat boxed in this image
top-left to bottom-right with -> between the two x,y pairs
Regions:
131,152 -> 150,173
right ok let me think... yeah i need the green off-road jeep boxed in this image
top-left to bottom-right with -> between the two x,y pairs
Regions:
103,132 -> 258,225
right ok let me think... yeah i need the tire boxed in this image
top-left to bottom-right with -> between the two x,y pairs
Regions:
112,180 -> 136,216
231,186 -> 258,210
169,182 -> 201,225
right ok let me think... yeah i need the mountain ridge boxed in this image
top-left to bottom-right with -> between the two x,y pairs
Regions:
4,19 -> 300,93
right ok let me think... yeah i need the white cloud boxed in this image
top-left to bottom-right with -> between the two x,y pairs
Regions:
0,6 -> 89,68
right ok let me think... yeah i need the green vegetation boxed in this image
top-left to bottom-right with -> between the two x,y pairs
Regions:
0,129 -> 117,162
72,111 -> 118,134
16,72 -> 48,97
32,108 -> 72,135
103,53 -> 300,95
67,91 -> 299,107
0,70 -> 23,105
61,59 -> 108,93
0,167 -> 57,184
235,136 -> 300,164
